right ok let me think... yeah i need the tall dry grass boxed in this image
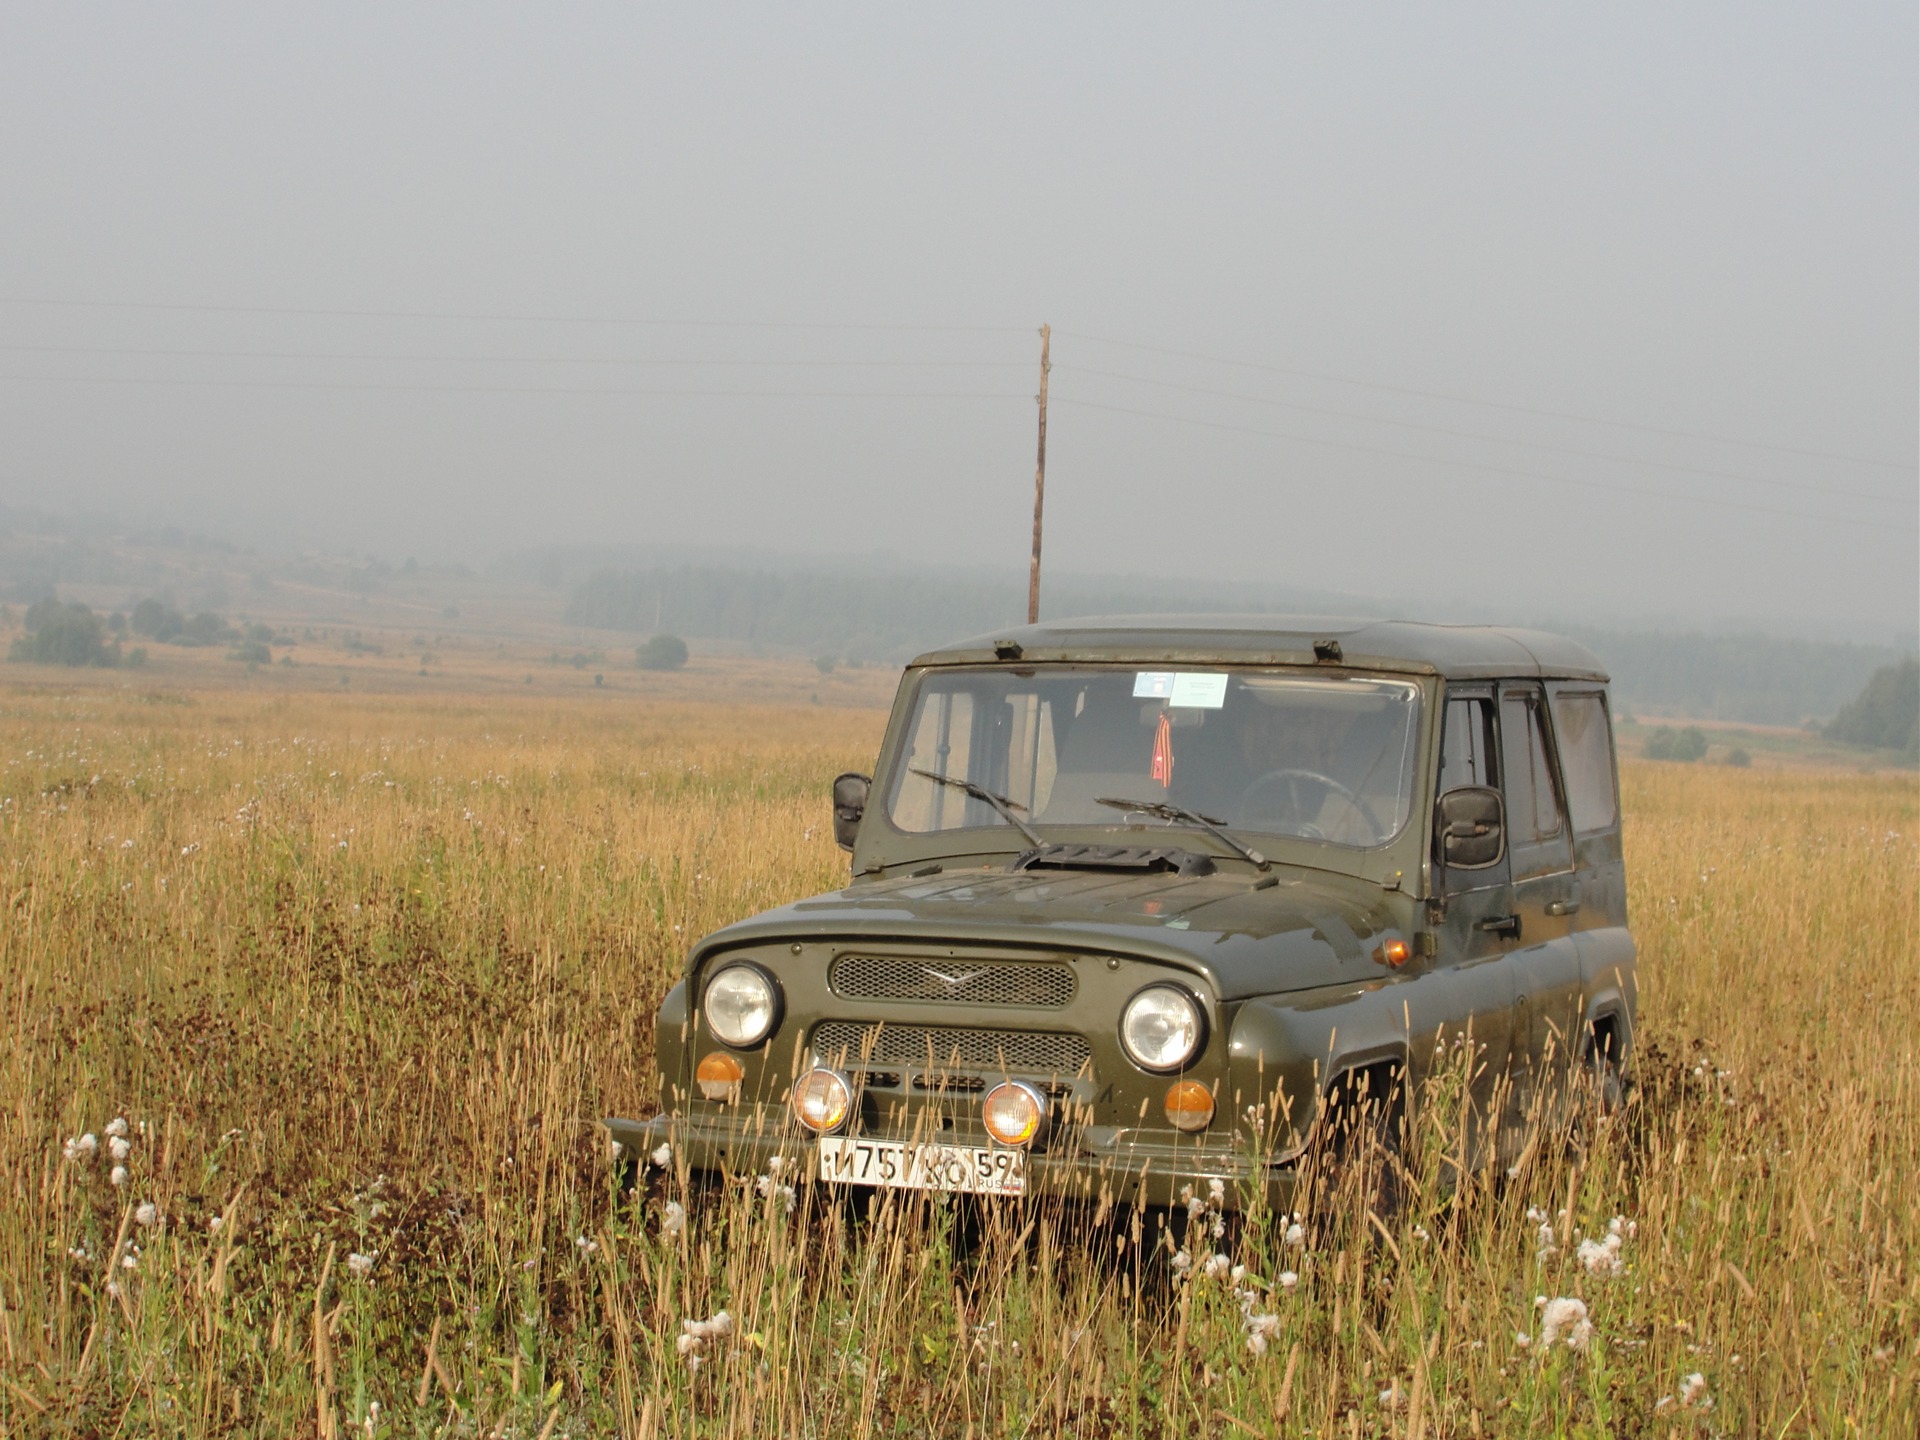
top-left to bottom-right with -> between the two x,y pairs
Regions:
0,685 -> 1912,1436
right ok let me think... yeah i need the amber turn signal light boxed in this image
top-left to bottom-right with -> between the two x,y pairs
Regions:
1372,937 -> 1412,968
1163,1079 -> 1216,1133
696,1051 -> 745,1101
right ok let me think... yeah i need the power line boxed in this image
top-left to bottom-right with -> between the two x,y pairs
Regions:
0,342 -> 1019,370
1049,394 -> 1919,536
1055,363 -> 1914,508
1056,328 -> 1916,473
0,295 -> 1028,335
0,371 -> 1024,401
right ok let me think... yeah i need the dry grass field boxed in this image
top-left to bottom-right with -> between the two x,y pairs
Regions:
0,675 -> 1913,1437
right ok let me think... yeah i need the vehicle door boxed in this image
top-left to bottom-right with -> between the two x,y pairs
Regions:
1427,689 -> 1517,1167
1498,683 -> 1585,1128
1548,685 -> 1637,1059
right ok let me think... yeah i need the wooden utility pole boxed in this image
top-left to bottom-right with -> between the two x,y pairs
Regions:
1027,323 -> 1051,625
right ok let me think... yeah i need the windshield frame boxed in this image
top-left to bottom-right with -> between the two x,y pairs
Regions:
864,662 -> 1435,877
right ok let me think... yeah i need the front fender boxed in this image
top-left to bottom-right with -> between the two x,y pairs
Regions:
654,980 -> 691,1108
1228,981 -> 1411,1158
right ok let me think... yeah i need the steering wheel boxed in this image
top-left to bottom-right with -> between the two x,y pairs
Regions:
1238,768 -> 1383,842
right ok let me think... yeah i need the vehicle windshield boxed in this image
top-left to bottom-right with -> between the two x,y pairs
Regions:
885,666 -> 1423,850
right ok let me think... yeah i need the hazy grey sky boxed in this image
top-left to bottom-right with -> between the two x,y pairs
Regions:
2,4 -> 1914,634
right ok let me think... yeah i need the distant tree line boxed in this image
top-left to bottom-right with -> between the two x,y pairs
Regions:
565,565 -> 1914,727
8,596 -> 276,669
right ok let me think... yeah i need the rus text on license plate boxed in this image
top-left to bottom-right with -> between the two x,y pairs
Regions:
817,1137 -> 1026,1196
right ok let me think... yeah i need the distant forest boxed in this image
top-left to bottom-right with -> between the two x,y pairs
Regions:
566,565 -> 1913,728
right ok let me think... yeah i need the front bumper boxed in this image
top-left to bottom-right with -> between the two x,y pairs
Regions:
604,1108 -> 1303,1213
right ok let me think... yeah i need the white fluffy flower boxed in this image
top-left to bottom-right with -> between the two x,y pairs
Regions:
1277,1270 -> 1299,1292
63,1134 -> 98,1164
679,1309 -> 735,1359
1283,1221 -> 1305,1249
1678,1372 -> 1711,1408
106,1117 -> 129,1139
110,1165 -> 129,1188
1201,1252 -> 1232,1282
1207,1178 -> 1225,1205
346,1251 -> 376,1278
1170,1248 -> 1193,1277
134,1202 -> 158,1228
1246,1331 -> 1269,1357
651,1142 -> 672,1168
1538,1297 -> 1592,1352
662,1200 -> 687,1237
1576,1232 -> 1625,1277
574,1235 -> 598,1255
109,1136 -> 131,1163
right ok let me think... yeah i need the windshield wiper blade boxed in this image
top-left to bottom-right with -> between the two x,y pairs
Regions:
1094,796 -> 1270,871
910,768 -> 1046,849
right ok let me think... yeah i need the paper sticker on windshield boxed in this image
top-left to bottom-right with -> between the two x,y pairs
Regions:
1171,673 -> 1228,708
1133,672 -> 1228,708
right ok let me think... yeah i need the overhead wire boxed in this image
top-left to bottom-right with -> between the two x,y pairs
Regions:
1053,363 -> 1914,508
0,342 -> 1022,370
1055,328 -> 1917,473
0,295 -> 1029,334
0,371 -> 1023,401
3,296 -> 1909,533
1048,394 -> 1919,536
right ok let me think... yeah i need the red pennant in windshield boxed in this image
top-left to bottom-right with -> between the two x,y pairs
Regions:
1150,710 -> 1174,789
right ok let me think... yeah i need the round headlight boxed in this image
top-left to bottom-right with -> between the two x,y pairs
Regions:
1119,985 -> 1205,1072
704,963 -> 780,1048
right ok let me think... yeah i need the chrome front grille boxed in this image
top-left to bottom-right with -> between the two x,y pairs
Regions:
829,954 -> 1076,1008
811,1021 -> 1091,1077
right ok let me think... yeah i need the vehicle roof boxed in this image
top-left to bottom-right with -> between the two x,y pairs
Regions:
909,614 -> 1610,682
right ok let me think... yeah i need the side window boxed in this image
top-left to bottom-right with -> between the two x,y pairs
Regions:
1438,695 -> 1498,793
1548,690 -> 1619,834
1500,689 -> 1569,848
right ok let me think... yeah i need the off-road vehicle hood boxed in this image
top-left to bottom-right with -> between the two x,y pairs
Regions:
696,865 -> 1405,1000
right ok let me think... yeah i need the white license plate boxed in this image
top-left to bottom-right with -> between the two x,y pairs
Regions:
817,1137 -> 1027,1196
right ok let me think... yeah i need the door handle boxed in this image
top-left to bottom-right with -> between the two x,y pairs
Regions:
1476,914 -> 1522,939
1545,899 -> 1581,917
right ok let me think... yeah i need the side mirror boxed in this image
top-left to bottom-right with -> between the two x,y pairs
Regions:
831,772 -> 871,852
1437,786 -> 1504,868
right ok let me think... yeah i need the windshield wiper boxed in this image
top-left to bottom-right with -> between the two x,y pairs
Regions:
910,768 -> 1046,849
1094,796 -> 1270,871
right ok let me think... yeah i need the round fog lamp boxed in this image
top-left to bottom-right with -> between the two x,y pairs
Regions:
982,1081 -> 1049,1147
696,1051 -> 745,1101
792,1067 -> 852,1134
1163,1079 -> 1216,1133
